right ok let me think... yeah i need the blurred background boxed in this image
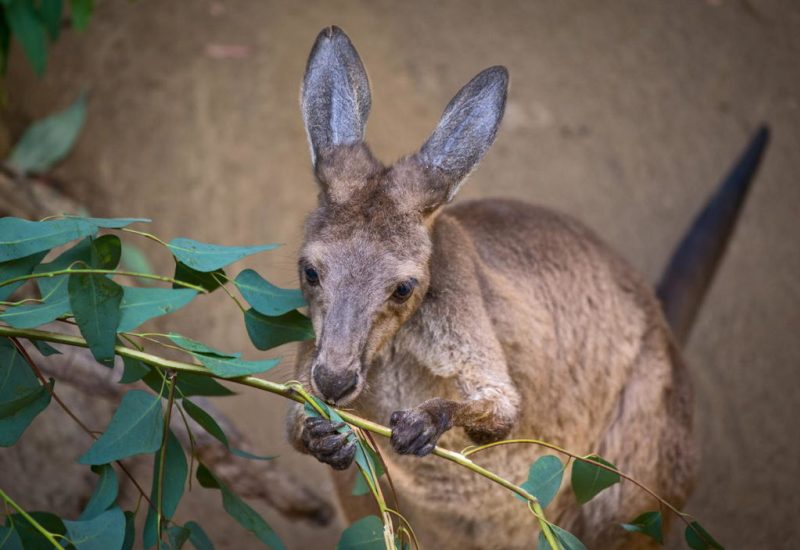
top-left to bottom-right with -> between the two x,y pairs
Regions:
1,1 -> 798,548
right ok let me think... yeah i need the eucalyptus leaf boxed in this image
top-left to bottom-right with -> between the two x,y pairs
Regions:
537,524 -> 587,550
516,455 -> 564,509
167,238 -> 278,273
79,464 -> 119,520
68,216 -> 151,229
121,242 -> 155,284
181,399 -> 274,460
0,250 -> 48,301
121,511 -> 136,550
0,276 -> 70,328
63,506 -> 126,550
337,515 -> 384,550
0,339 -> 52,446
685,521 -> 723,550
70,0 -> 93,30
196,464 -> 285,549
7,93 -> 87,172
0,218 -> 95,262
143,431 -> 187,549
6,512 -> 65,550
90,234 -> 121,270
234,269 -> 306,316
68,272 -> 123,365
185,521 -> 214,550
119,356 -> 150,384
167,333 -> 239,358
31,340 -> 61,356
37,0 -> 63,40
4,0 -> 47,76
0,524 -> 23,550
167,525 -> 191,550
244,308 -> 314,351
173,262 -> 225,293
190,352 -> 280,379
571,454 -> 620,504
78,390 -> 164,464
117,287 -> 196,333
621,511 -> 663,544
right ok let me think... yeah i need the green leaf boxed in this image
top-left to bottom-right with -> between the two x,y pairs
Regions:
0,524 -> 23,550
182,398 -> 229,447
685,521 -> 723,550
244,308 -> 314,351
144,430 -> 187,548
167,333 -> 239,358
141,368 -> 234,397
182,398 -> 273,460
4,0 -> 47,75
0,339 -> 52,446
167,238 -> 278,273
66,216 -> 151,229
185,521 -> 214,550
352,442 -> 384,496
621,511 -> 663,544
37,0 -> 63,40
0,250 -> 48,301
0,217 -> 96,262
167,525 -> 191,550
119,356 -> 150,384
537,524 -> 587,550
234,269 -> 305,316
31,339 -> 61,356
78,389 -> 163,464
68,272 -> 123,365
517,455 -> 564,509
190,353 -> 280,379
173,262 -> 224,293
0,276 -> 71,328
196,464 -> 285,549
7,93 -> 88,173
69,0 -> 93,30
570,454 -> 620,504
117,287 -> 197,333
63,506 -> 126,550
121,511 -> 136,550
337,515 -> 384,550
90,234 -> 121,270
79,464 -> 119,520
6,512 -> 65,550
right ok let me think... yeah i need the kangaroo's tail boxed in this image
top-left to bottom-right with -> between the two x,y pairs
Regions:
657,126 -> 770,346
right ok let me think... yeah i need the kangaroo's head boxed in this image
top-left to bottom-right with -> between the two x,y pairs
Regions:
298,26 -> 507,405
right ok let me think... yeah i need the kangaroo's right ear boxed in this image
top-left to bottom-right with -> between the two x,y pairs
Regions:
301,26 -> 372,169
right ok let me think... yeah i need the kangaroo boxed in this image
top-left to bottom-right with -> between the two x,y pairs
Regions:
285,26 -> 769,549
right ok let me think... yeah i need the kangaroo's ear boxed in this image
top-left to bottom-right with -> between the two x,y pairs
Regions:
415,66 -> 508,204
301,26 -> 372,168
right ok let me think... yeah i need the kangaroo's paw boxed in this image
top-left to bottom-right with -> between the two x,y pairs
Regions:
302,417 -> 356,470
389,407 -> 451,457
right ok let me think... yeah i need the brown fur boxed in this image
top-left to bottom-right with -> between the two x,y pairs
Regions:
287,27 -> 696,549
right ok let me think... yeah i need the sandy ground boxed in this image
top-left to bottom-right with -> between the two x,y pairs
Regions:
2,1 -> 799,548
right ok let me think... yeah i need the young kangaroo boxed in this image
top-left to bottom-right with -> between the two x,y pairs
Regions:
286,26 -> 768,549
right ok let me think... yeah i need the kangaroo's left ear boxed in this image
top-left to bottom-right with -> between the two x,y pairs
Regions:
413,66 -> 508,204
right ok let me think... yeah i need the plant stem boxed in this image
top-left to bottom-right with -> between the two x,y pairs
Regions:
0,488 -> 62,549
0,324 -> 701,544
155,372 -> 177,550
0,268 -> 207,293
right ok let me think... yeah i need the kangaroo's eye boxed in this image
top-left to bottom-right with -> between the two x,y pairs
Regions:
392,279 -> 417,302
304,266 -> 320,286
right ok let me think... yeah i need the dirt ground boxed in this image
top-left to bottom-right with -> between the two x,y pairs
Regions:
2,1 -> 798,548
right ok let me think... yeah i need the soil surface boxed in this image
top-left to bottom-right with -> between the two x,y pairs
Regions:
3,1 -> 798,548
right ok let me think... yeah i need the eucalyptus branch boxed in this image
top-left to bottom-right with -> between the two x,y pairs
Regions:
0,324 -> 696,548
0,488 -> 62,549
0,268 -> 207,293
155,371 -> 177,550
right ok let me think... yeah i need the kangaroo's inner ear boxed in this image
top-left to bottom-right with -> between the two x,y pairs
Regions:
415,66 -> 508,205
301,26 -> 372,169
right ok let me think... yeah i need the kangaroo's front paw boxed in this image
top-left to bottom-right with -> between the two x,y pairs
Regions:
302,417 -> 356,470
389,407 -> 451,457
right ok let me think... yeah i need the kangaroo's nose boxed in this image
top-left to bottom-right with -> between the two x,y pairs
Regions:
313,366 -> 359,403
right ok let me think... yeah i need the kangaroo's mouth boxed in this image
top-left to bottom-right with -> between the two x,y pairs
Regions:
310,368 -> 364,407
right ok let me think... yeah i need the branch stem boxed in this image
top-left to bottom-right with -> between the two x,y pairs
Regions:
0,488 -> 62,549
0,269 -> 207,293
